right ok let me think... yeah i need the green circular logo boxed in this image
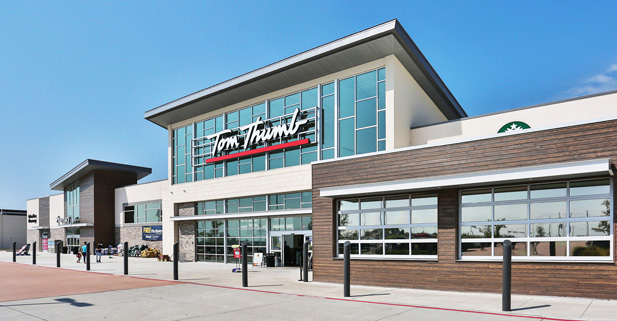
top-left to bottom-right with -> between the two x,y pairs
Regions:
498,121 -> 530,133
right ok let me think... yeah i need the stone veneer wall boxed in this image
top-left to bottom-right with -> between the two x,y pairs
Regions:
178,203 -> 196,262
26,229 -> 39,247
50,228 -> 66,248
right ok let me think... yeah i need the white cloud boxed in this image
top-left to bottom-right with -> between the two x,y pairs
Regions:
561,64 -> 617,98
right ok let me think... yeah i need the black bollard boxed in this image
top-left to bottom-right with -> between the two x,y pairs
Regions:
56,241 -> 61,268
33,241 -> 37,265
502,239 -> 512,311
303,241 -> 309,283
86,242 -> 91,271
124,242 -> 128,275
173,242 -> 179,280
12,241 -> 16,262
344,241 -> 350,297
242,242 -> 248,287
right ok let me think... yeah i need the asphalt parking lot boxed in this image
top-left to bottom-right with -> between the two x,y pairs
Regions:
1,251 -> 616,321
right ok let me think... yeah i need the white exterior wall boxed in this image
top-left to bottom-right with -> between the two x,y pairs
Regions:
410,92 -> 617,146
49,194 -> 64,228
114,180 -> 165,226
1,214 -> 26,248
26,198 -> 39,230
385,55 -> 447,149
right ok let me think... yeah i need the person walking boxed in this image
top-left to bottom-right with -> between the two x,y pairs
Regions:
81,242 -> 88,264
95,243 -> 103,263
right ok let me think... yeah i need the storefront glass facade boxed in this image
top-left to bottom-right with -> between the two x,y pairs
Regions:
65,181 -> 80,223
172,67 -> 386,184
337,194 -> 438,258
459,178 -> 613,260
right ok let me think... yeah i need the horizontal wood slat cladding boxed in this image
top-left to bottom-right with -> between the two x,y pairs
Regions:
312,119 -> 617,299
92,170 -> 138,247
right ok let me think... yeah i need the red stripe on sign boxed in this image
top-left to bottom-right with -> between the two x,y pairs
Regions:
205,139 -> 310,164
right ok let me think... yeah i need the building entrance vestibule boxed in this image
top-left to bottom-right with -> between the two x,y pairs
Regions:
270,232 -> 311,267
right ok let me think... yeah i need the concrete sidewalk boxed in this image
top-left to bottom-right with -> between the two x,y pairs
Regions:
1,251 -> 616,321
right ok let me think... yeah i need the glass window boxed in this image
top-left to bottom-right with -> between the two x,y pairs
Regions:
337,194 -> 437,258
460,178 -> 612,260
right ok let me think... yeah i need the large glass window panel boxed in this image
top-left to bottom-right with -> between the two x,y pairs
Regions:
530,202 -> 567,220
385,243 -> 409,255
530,182 -> 567,199
356,98 -> 376,128
340,199 -> 359,211
385,228 -> 409,239
361,198 -> 382,209
495,242 -> 527,256
412,209 -> 437,224
284,148 -> 300,167
530,222 -> 567,237
339,213 -> 359,226
570,241 -> 610,256
462,189 -> 492,203
461,225 -> 491,238
385,197 -> 409,208
494,186 -> 527,201
494,204 -> 527,221
339,230 -> 358,240
339,77 -> 355,118
412,243 -> 437,256
356,70 -> 377,100
360,212 -> 381,226
339,118 -> 355,157
570,179 -> 610,196
530,241 -> 566,256
570,221 -> 611,237
356,127 -> 377,155
412,197 -> 438,207
384,211 -> 410,225
494,224 -> 526,238
361,243 -> 383,254
269,98 -> 284,118
301,88 -> 317,110
411,227 -> 437,239
461,206 -> 492,222
321,94 -> 335,149
570,199 -> 610,218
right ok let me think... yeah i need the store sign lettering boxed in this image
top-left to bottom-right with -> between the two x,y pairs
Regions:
28,214 -> 37,223
206,108 -> 308,157
56,216 -> 74,226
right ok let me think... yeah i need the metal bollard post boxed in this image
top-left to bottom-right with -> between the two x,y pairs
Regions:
33,241 -> 37,265
124,242 -> 128,275
56,241 -> 61,267
12,241 -> 16,262
344,241 -> 350,297
173,242 -> 179,280
242,242 -> 248,287
303,241 -> 309,282
86,242 -> 91,271
503,239 -> 512,312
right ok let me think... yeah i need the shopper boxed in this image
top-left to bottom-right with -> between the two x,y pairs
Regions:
76,251 -> 82,263
95,243 -> 103,263
81,242 -> 87,264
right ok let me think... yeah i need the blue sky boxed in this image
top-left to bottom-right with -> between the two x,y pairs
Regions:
1,1 -> 616,209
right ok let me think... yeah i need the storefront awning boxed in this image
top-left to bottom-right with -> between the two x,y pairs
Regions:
320,158 -> 612,197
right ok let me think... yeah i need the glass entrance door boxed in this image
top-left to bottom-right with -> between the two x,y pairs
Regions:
270,236 -> 282,266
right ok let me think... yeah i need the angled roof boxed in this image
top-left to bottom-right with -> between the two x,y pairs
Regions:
50,159 -> 152,191
145,19 -> 467,128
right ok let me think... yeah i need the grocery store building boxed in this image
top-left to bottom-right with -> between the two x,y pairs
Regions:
27,20 -> 617,299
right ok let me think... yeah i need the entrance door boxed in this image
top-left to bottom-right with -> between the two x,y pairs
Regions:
282,234 -> 305,266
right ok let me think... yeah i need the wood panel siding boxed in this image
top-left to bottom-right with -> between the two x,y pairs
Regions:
312,119 -> 617,299
92,170 -> 138,247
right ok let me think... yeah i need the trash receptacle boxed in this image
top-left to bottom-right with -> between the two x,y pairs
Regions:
265,253 -> 275,267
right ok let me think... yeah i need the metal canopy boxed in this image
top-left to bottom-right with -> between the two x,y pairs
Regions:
49,159 -> 152,191
145,20 -> 467,128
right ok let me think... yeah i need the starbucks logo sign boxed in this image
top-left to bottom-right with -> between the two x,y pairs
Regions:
498,121 -> 530,133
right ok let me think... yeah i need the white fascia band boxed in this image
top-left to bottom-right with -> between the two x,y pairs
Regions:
320,158 -> 612,197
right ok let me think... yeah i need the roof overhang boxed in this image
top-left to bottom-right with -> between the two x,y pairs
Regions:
50,159 -> 152,191
145,19 -> 467,128
320,159 -> 613,197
